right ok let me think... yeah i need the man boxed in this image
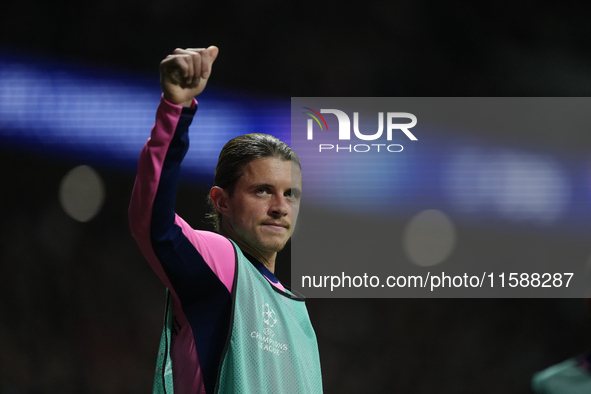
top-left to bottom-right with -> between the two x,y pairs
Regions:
129,47 -> 322,393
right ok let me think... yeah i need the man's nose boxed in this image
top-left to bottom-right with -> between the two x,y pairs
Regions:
269,194 -> 289,216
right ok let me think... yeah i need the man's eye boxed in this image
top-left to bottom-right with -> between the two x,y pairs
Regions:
256,188 -> 268,195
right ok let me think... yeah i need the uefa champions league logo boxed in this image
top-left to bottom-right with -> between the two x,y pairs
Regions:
262,303 -> 277,337
251,302 -> 288,354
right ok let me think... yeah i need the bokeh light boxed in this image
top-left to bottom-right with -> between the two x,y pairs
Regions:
58,165 -> 105,222
403,209 -> 457,267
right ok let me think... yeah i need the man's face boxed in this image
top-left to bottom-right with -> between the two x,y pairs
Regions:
222,157 -> 302,257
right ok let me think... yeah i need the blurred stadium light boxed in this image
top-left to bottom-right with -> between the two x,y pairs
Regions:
0,49 -> 291,183
1,49 -> 590,230
58,165 -> 105,222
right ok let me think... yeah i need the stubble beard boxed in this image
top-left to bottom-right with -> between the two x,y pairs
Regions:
251,226 -> 290,254
221,215 -> 294,264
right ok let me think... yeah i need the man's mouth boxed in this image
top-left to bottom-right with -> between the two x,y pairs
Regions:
262,222 -> 289,231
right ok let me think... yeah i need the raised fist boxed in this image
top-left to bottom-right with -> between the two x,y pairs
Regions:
160,46 -> 219,106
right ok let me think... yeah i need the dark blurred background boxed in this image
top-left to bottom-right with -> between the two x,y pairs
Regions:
2,1 -> 591,393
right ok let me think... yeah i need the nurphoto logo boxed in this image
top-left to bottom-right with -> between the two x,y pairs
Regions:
303,107 -> 418,153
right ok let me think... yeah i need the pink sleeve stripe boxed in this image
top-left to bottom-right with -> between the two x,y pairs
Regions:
129,96 -> 192,297
174,215 -> 236,293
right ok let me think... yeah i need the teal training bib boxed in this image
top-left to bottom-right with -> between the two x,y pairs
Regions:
216,241 -> 323,393
152,241 -> 323,393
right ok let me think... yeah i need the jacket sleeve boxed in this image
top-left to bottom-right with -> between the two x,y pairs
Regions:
128,95 -> 236,302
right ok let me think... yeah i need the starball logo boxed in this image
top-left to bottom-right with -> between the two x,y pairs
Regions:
303,107 -> 417,153
250,303 -> 289,356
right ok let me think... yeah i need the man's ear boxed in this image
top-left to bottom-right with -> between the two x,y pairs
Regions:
210,186 -> 230,214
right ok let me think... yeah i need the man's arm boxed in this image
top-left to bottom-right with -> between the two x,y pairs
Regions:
128,47 -> 235,298
129,47 -> 248,394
